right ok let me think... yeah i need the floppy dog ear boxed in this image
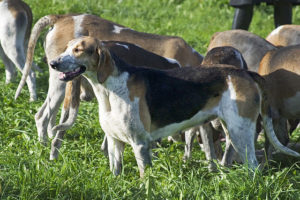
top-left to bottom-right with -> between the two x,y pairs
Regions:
97,43 -> 114,83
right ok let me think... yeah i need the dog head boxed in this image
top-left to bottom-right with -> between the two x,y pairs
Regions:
50,36 -> 113,83
203,46 -> 248,70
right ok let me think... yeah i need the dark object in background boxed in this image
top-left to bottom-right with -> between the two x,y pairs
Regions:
230,0 -> 300,30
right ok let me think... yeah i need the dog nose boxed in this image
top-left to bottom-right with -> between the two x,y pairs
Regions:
50,60 -> 58,69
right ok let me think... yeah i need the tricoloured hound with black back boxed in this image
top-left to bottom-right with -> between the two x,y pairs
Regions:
183,46 -> 248,170
50,36 -> 300,177
49,40 -> 181,160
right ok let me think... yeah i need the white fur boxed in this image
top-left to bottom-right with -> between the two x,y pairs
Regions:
227,75 -> 237,100
269,25 -> 284,37
151,108 -> 217,141
218,77 -> 258,167
116,42 -> 129,49
73,15 -> 86,38
112,25 -> 128,34
166,57 -> 181,67
85,71 -> 151,144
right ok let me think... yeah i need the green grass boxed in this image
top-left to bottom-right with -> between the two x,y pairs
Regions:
1,0 -> 300,199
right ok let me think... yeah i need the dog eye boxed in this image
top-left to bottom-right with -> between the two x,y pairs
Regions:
74,48 -> 80,53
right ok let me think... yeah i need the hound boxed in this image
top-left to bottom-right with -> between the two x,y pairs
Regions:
14,14 -> 203,148
266,25 -> 300,46
183,46 -> 248,170
49,40 -> 181,160
50,36 -> 300,177
0,0 -> 38,101
207,30 -> 294,163
259,44 -> 300,159
208,29 -> 276,72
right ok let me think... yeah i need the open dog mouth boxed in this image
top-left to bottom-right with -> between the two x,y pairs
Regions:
58,66 -> 86,81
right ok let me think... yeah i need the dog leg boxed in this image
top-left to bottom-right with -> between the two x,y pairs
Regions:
221,134 -> 236,167
1,39 -> 36,101
199,123 -> 218,171
106,135 -> 125,176
35,69 -> 66,145
49,106 -> 70,160
0,45 -> 17,84
50,80 -> 81,159
50,130 -> 66,160
101,135 -> 108,157
47,111 -> 59,138
183,127 -> 197,161
226,120 -> 258,170
132,138 -> 152,177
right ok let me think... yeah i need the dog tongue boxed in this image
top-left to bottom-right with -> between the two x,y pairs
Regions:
59,72 -> 65,80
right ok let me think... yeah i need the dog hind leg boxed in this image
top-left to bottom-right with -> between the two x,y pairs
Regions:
0,44 -> 17,84
225,119 -> 258,170
183,127 -> 197,161
199,123 -> 218,171
1,37 -> 36,101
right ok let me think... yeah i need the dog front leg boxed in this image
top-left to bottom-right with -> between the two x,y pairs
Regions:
106,135 -> 125,176
49,103 -> 71,160
101,135 -> 108,157
132,139 -> 152,178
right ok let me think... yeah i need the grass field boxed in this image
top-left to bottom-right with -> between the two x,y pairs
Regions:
1,0 -> 300,199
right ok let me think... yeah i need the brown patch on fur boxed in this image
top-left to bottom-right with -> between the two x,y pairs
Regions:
227,75 -> 260,121
79,15 -> 203,67
63,81 -> 72,110
45,17 -> 75,61
259,46 -> 300,118
207,30 -> 276,72
202,92 -> 224,111
97,44 -> 114,83
266,25 -> 300,47
203,46 -> 247,70
127,75 -> 151,132
63,78 -> 81,110
163,37 -> 203,66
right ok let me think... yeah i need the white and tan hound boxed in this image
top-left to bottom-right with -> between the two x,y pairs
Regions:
266,25 -> 300,46
0,0 -> 38,101
50,36 -> 300,177
259,44 -> 300,159
208,29 -> 277,72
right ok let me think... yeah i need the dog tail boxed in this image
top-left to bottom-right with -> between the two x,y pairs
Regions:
15,15 -> 64,100
248,71 -> 300,158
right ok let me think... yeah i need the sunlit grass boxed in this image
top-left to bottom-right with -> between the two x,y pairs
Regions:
1,0 -> 300,199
